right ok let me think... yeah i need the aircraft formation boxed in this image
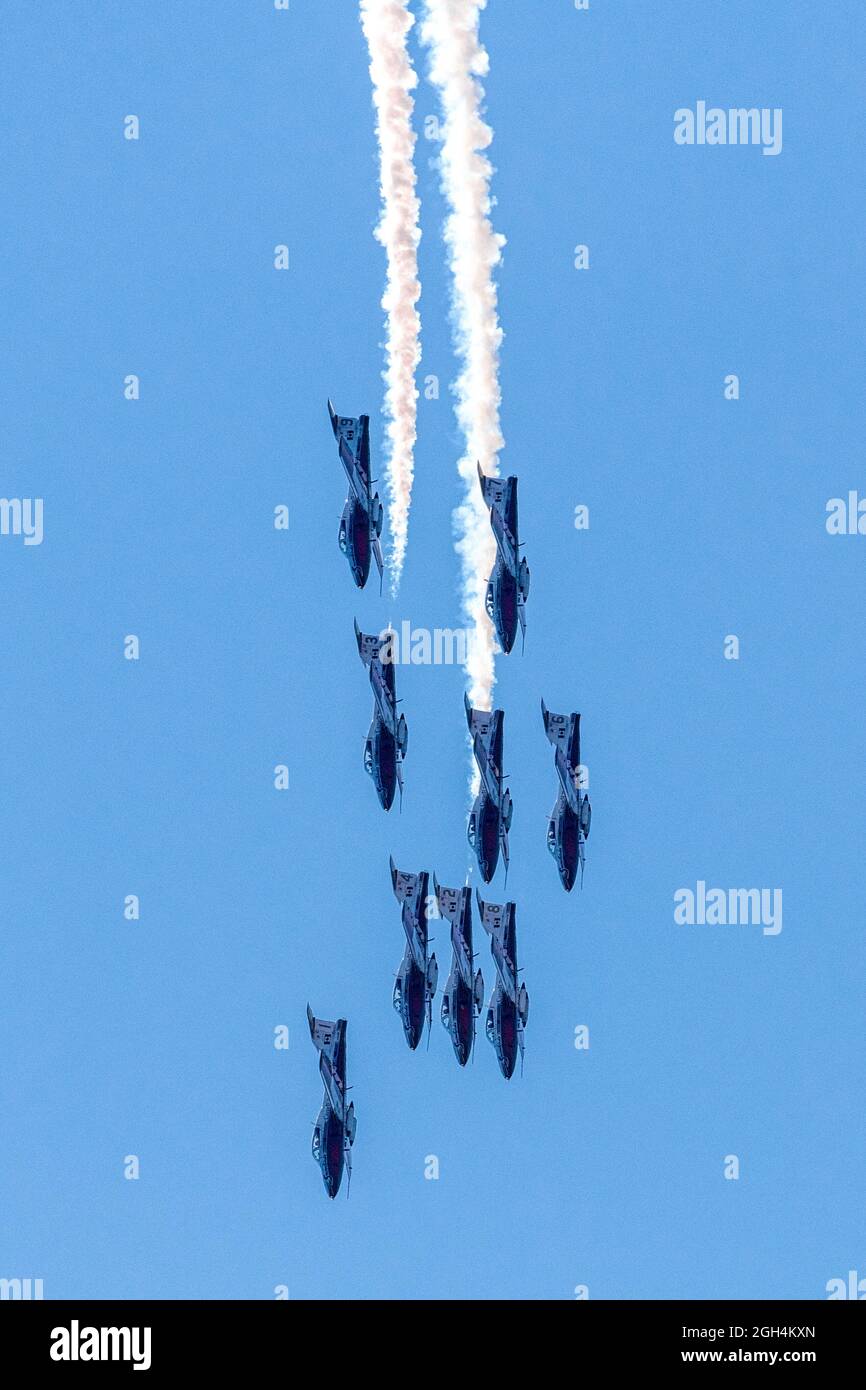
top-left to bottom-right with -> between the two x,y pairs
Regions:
306,401 -> 593,1198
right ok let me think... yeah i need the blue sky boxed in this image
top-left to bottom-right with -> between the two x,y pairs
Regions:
2,0 -> 864,1300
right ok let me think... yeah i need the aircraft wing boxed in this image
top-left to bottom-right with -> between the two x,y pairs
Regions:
328,401 -> 372,494
479,466 -> 519,570
490,493 -> 519,572
464,692 -> 495,743
477,464 -> 507,514
358,625 -> 397,730
544,704 -> 583,811
390,857 -> 420,906
472,729 -> 501,805
467,702 -> 503,801
434,879 -> 463,926
435,881 -> 473,976
307,1007 -> 347,1115
465,698 -> 504,787
541,701 -> 574,752
307,1006 -> 343,1058
328,402 -> 363,459
355,621 -> 386,666
370,664 -> 397,734
476,893 -> 509,934
476,895 -> 518,999
392,863 -> 429,964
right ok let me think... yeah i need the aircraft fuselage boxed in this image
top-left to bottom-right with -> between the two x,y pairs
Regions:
313,1103 -> 346,1199
487,987 -> 518,1080
394,958 -> 426,1051
366,718 -> 397,810
488,559 -> 518,654
469,791 -> 501,883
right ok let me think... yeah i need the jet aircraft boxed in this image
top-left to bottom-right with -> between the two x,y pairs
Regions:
541,701 -> 591,891
434,879 -> 484,1066
355,621 -> 407,811
390,858 -> 438,1051
465,694 -> 512,883
307,1006 -> 356,1199
478,465 -> 530,653
477,894 -> 529,1080
328,400 -> 384,589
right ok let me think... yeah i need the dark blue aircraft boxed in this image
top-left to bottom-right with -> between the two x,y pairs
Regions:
478,466 -> 530,653
390,858 -> 438,1051
307,1006 -> 356,1199
355,622 -> 408,811
477,894 -> 529,1081
465,694 -> 512,883
435,879 -> 484,1067
541,701 -> 591,892
328,401 -> 384,589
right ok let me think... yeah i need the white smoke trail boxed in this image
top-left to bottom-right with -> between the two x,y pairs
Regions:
359,0 -> 423,594
420,0 -> 505,713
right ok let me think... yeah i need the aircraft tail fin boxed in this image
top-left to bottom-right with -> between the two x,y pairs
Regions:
355,619 -> 385,666
307,1006 -> 345,1062
477,462 -> 506,512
